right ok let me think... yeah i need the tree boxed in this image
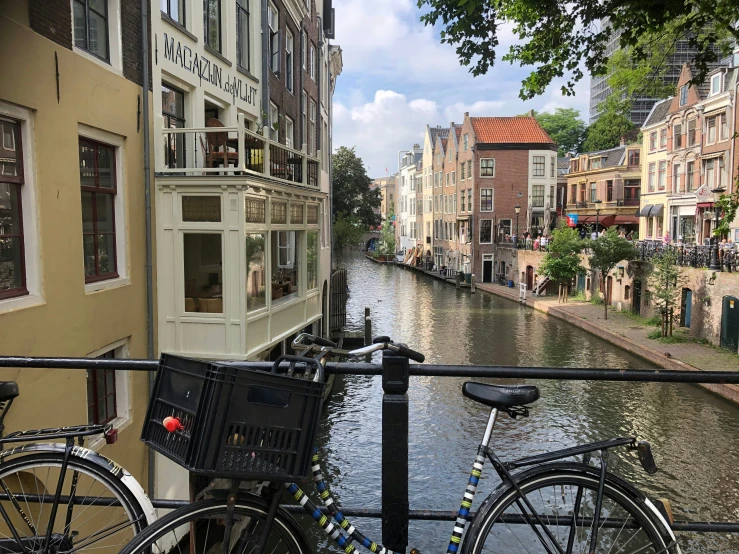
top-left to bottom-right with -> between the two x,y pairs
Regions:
648,249 -> 688,337
581,98 -> 634,152
587,228 -> 638,319
377,207 -> 397,257
534,109 -> 586,156
417,0 -> 738,100
332,214 -> 366,250
332,146 -> 382,228
538,223 -> 585,302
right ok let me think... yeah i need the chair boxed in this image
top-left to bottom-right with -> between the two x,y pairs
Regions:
200,118 -> 239,169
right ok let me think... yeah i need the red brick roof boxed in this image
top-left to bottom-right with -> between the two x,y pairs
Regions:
470,117 -> 554,144
455,125 -> 462,141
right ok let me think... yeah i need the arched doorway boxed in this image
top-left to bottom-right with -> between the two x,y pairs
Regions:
526,266 -> 534,290
321,280 -> 329,337
721,296 -> 739,351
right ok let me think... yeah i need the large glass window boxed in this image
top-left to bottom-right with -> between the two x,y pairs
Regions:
480,189 -> 493,211
245,234 -> 266,312
162,85 -> 185,169
73,0 -> 109,61
0,118 -> 25,300
480,158 -> 495,177
162,0 -> 185,25
307,231 -> 318,291
532,185 -> 545,207
532,156 -> 545,177
479,220 -> 492,243
183,233 -> 222,313
204,0 -> 221,52
79,139 -> 118,282
271,231 -> 301,303
236,0 -> 250,71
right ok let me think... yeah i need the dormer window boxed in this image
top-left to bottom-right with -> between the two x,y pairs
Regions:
711,73 -> 722,95
589,157 -> 601,170
679,84 -> 688,106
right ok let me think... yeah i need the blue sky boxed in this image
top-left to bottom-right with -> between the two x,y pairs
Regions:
331,0 -> 590,177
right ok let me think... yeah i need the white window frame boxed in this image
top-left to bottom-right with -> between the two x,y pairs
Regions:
269,102 -> 279,142
71,0 -> 124,74
310,45 -> 316,80
480,158 -> 495,177
480,188 -> 493,212
285,29 -> 294,93
532,155 -> 545,177
0,102 -> 43,313
79,123 -> 130,294
268,1 -> 279,73
463,134 -> 468,151
284,116 -> 294,149
706,116 -> 717,145
479,219 -> 493,244
309,99 -> 316,155
711,73 -> 722,95
301,91 -> 307,148
86,338 -> 132,450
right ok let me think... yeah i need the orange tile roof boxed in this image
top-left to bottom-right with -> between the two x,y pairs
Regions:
470,117 -> 554,144
455,125 -> 462,141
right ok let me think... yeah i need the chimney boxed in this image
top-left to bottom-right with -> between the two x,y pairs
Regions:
565,152 -> 572,159
413,143 -> 420,149
450,122 -> 454,128
464,112 -> 469,117
620,135 -> 626,147
528,109 -> 535,117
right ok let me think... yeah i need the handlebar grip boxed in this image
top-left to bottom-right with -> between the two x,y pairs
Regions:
373,335 -> 391,344
311,336 -> 337,347
391,344 -> 425,363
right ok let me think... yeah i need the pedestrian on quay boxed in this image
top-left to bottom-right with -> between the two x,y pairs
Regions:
534,235 -> 541,250
540,234 -> 548,251
591,229 -> 598,240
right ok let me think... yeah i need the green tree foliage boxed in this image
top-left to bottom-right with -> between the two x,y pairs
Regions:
648,249 -> 688,337
538,223 -> 585,302
377,208 -> 397,256
714,190 -> 739,238
332,146 -> 381,228
581,98 -> 634,152
332,214 -> 366,250
587,228 -> 638,319
533,109 -> 586,156
417,0 -> 738,100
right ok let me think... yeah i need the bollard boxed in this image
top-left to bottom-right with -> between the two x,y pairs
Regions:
470,273 -> 476,293
364,307 -> 372,363
381,350 -> 409,552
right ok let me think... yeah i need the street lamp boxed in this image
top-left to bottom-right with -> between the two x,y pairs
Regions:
709,186 -> 726,271
593,199 -> 603,234
514,205 -> 521,247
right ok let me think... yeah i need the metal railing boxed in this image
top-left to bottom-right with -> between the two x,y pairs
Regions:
3,355 -> 739,550
158,114 -> 321,188
635,240 -> 737,271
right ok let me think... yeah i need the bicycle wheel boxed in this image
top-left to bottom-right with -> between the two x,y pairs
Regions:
118,497 -> 309,554
0,452 -> 147,554
463,464 -> 679,554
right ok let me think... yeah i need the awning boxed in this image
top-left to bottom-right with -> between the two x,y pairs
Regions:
640,204 -> 654,217
697,202 -> 714,208
599,215 -> 616,228
649,204 -> 664,217
578,216 -> 594,224
613,215 -> 640,225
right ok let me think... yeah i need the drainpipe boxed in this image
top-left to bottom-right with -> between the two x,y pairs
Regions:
316,17 -> 322,159
262,0 -> 269,118
140,0 -> 155,497
299,22 -> 305,145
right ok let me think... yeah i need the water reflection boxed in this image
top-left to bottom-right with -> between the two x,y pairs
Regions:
302,251 -> 739,553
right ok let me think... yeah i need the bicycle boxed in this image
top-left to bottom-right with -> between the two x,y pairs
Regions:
122,335 -> 680,554
0,380 -> 156,554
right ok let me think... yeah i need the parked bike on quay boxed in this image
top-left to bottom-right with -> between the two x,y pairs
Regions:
121,334 -> 680,554
0,382 -> 156,554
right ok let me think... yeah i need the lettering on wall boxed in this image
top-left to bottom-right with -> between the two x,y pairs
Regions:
162,33 -> 257,107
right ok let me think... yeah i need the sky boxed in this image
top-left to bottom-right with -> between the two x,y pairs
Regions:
330,0 -> 591,178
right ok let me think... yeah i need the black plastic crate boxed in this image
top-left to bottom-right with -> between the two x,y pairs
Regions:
142,354 -> 325,481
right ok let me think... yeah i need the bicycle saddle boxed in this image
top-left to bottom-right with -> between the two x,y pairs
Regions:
0,382 -> 19,403
462,382 -> 539,409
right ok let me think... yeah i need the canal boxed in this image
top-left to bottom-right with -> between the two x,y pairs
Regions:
305,251 -> 739,553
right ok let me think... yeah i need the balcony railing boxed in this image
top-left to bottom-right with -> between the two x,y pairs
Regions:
157,114 -> 321,188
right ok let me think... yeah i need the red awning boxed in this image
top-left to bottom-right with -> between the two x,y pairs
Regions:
578,216 -> 594,224
613,215 -> 640,225
598,215 -> 616,228
697,202 -> 714,208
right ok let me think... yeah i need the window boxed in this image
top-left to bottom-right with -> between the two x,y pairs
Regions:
453,193 -> 457,213
673,124 -> 682,149
203,0 -> 221,52
649,132 -> 657,151
589,182 -> 597,202
570,184 -> 576,203
285,30 -> 294,93
461,189 -> 466,212
245,196 -> 266,223
434,195 -> 438,212
162,0 -> 185,25
658,128 -> 666,149
550,157 -> 555,177
624,180 -> 640,204
162,85 -> 185,169
679,84 -> 688,106
532,185 -> 545,207
449,147 -> 452,161
686,161 -> 695,192
284,116 -> 294,149
479,220 -> 492,244
658,161 -> 666,190
672,164 -> 680,193
533,156 -> 545,176
245,233 -> 265,311
182,196 -> 220,222
87,354 -> 117,425
272,230 -> 301,303
628,149 -> 640,166
688,119 -> 696,146
463,134 -> 468,151
711,73 -> 722,95
467,160 -> 472,178
309,100 -> 316,155
307,231 -> 318,291
646,217 -> 654,238
460,162 -> 465,180
467,189 -> 472,213
236,0 -> 250,71
268,2 -> 279,73
446,173 -> 450,187
302,91 -> 307,148
721,114 -> 729,141
589,158 -> 601,170
606,180 -> 613,202
648,162 -> 655,192
79,139 -> 118,282
0,118 -> 26,300
719,157 -> 727,188
452,171 -> 455,185
480,189 -> 493,211
480,158 -> 495,177
707,116 -> 717,144
269,102 -> 279,142
301,30 -> 306,70
183,233 -> 222,313
73,0 -> 110,61
705,159 -> 715,188
310,45 -> 316,80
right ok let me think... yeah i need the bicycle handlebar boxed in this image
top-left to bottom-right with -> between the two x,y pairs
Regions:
291,334 -> 425,363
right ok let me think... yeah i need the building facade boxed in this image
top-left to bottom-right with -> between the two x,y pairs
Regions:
398,146 -> 421,254
421,125 -> 448,262
0,0 -> 152,492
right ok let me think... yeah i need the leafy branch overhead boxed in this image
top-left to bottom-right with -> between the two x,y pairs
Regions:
418,0 -> 738,99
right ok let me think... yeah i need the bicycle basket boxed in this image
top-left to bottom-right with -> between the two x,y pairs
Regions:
141,354 -> 325,481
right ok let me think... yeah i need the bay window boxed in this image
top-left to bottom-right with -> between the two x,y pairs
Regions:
183,233 -> 223,313
272,231 -> 301,303
246,233 -> 266,312
307,231 -> 318,291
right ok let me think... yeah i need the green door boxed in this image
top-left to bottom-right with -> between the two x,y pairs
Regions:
720,296 -> 739,351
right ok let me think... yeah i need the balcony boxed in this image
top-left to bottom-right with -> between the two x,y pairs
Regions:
158,114 -> 320,188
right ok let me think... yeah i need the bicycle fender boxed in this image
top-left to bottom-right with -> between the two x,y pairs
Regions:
643,497 -> 681,553
0,442 -> 157,526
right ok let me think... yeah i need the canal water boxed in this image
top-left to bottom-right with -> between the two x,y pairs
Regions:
304,251 -> 739,553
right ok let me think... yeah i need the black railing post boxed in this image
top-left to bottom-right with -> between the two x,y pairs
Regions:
381,350 -> 410,553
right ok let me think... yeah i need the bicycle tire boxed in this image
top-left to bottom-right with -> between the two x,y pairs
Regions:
462,463 -> 680,554
0,452 -> 148,554
118,496 -> 310,554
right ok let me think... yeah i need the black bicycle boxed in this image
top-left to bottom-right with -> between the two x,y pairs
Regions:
120,335 -> 680,554
0,381 -> 155,554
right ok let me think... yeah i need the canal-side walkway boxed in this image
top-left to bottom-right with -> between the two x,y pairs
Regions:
476,281 -> 739,402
